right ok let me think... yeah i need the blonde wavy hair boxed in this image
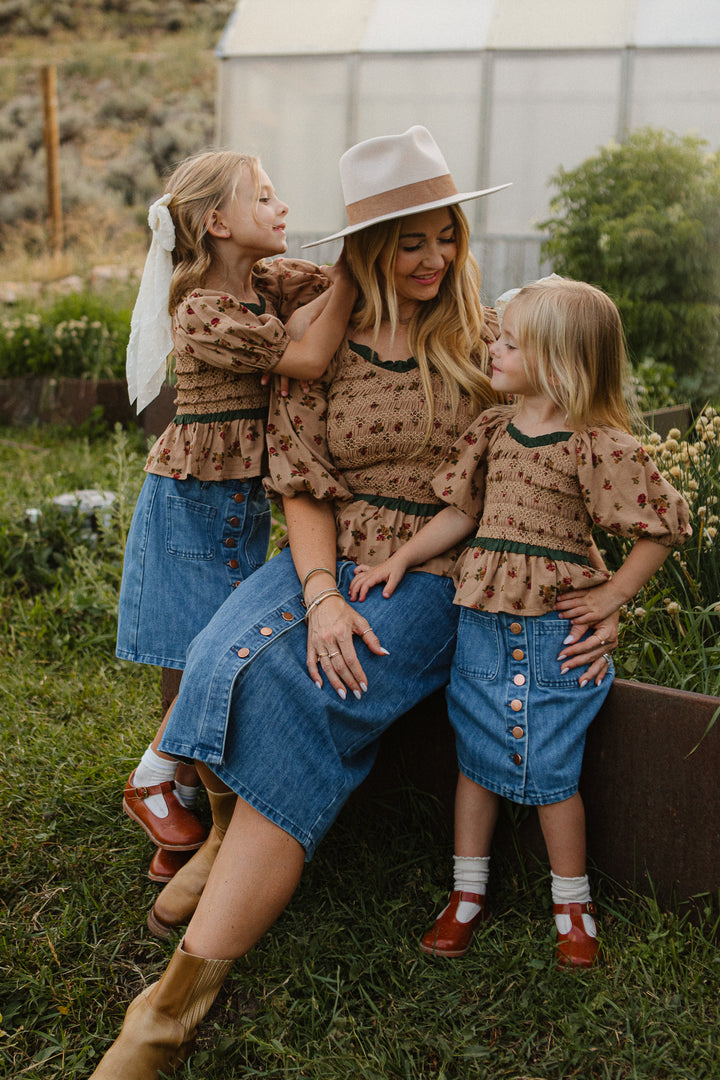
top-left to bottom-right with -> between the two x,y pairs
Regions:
163,150 -> 262,312
507,278 -> 641,432
344,205 -> 500,444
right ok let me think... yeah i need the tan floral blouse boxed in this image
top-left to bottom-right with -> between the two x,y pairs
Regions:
266,320 -> 499,575
145,259 -> 330,481
433,406 -> 692,614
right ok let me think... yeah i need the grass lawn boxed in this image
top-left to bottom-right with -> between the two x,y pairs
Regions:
1,424 -> 718,1079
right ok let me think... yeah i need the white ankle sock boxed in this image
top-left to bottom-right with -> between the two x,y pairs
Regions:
551,872 -> 596,936
449,855 -> 490,923
132,746 -> 177,819
174,781 -> 199,810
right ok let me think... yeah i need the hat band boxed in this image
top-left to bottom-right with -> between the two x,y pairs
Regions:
346,174 -> 458,226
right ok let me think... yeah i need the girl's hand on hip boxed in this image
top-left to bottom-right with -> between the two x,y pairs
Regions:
306,593 -> 388,700
556,610 -> 619,687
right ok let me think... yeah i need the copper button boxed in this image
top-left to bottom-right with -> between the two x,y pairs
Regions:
224,537 -> 236,548
512,726 -> 524,739
237,647 -> 250,658
510,622 -> 522,635
513,674 -> 526,687
229,516 -> 240,527
281,612 -> 294,621
233,493 -> 245,503
512,753 -> 523,766
228,559 -> 239,569
510,699 -> 523,712
260,626 -> 273,636
512,649 -> 525,661
233,581 -> 242,588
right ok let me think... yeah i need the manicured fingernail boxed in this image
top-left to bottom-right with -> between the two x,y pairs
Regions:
557,652 -> 566,661
563,634 -> 575,645
360,682 -> 368,692
336,686 -> 347,700
353,689 -> 362,700
314,679 -> 322,689
561,665 -> 569,674
580,679 -> 588,688
379,648 -> 390,656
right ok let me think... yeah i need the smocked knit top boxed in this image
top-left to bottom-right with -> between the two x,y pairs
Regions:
266,315 -> 499,575
432,407 -> 692,614
144,258 -> 329,481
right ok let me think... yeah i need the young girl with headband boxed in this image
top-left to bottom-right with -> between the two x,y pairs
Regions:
351,277 -> 691,968
117,149 -> 355,881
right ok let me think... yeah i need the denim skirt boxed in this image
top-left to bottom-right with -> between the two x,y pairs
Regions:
446,608 -> 614,806
116,473 -> 271,669
160,549 -> 459,858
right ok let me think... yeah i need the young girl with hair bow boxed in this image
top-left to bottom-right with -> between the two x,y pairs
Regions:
117,149 -> 356,882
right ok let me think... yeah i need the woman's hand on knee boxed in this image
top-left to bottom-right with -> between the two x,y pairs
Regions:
306,595 -> 388,699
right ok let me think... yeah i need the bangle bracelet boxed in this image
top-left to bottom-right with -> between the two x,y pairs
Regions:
304,588 -> 343,619
302,566 -> 337,594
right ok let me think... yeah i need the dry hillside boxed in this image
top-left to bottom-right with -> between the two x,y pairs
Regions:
0,1 -> 236,282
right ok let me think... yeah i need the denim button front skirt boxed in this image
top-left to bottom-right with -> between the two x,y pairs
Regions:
446,607 -> 614,806
117,473 -> 271,669
160,549 -> 460,858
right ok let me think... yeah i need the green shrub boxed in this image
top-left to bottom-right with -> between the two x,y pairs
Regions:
0,293 -> 131,379
540,128 -> 720,408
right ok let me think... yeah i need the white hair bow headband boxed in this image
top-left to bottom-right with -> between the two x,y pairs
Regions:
126,193 -> 176,412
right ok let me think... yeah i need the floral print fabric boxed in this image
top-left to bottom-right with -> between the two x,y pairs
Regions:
433,407 -> 692,614
145,258 -> 329,481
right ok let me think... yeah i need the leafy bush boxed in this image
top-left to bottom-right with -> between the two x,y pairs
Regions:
540,128 -> 720,407
0,293 -> 131,379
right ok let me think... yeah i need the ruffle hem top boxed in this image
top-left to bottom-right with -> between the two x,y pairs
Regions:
432,406 -> 692,614
266,317 -> 499,577
145,258 -> 330,481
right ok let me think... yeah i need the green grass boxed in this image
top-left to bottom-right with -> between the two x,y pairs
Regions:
1,424 -> 719,1079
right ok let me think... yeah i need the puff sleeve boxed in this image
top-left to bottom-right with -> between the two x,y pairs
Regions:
574,428 -> 692,546
264,358 -> 354,506
431,407 -> 511,520
256,258 -> 331,322
173,293 -> 292,375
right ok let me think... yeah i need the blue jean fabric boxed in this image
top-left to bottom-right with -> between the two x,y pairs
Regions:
116,473 -> 271,669
160,550 -> 459,858
447,608 -> 614,806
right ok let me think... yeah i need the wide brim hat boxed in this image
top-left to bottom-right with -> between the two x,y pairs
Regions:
302,125 -> 511,248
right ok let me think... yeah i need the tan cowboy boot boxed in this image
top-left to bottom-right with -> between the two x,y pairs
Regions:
147,788 -> 236,940
89,942 -> 233,1079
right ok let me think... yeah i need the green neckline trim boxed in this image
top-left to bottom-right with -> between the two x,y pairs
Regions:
507,420 -> 573,447
174,406 -> 267,424
355,492 -> 443,517
349,340 -> 418,372
467,536 -> 591,565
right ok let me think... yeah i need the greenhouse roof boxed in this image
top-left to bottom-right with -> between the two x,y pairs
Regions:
217,0 -> 720,56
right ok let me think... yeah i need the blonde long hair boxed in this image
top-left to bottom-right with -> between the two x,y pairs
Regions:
163,150 -> 261,312
508,278 -> 641,432
344,205 -> 500,442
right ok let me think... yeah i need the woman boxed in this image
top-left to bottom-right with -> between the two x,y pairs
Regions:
90,127 -> 614,1079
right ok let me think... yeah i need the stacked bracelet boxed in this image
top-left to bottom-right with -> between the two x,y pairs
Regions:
304,587 -> 343,619
302,566 -> 337,596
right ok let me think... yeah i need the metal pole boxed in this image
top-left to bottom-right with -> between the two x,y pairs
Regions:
40,63 -> 63,256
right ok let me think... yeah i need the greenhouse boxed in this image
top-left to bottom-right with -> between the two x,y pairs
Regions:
216,0 -> 720,300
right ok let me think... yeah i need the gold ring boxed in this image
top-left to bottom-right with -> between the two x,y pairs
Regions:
327,650 -> 340,659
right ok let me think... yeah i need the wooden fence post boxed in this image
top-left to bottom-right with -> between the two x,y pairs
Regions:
40,63 -> 63,256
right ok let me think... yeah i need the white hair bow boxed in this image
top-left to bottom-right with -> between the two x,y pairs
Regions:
126,193 -> 176,412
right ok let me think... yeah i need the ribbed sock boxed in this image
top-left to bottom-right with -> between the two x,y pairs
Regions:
551,871 -> 596,936
174,781 -> 200,810
131,746 -> 177,818
447,855 -> 491,923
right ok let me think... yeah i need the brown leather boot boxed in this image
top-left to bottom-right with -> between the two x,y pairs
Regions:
89,942 -> 233,1079
147,788 -> 236,940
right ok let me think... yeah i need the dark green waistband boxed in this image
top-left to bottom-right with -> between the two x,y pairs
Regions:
467,535 -> 591,566
354,492 -> 443,517
174,407 -> 267,424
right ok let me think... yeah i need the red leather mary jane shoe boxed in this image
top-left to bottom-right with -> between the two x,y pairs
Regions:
147,846 -> 194,883
554,901 -> 599,969
420,891 -> 491,958
123,772 -> 207,851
